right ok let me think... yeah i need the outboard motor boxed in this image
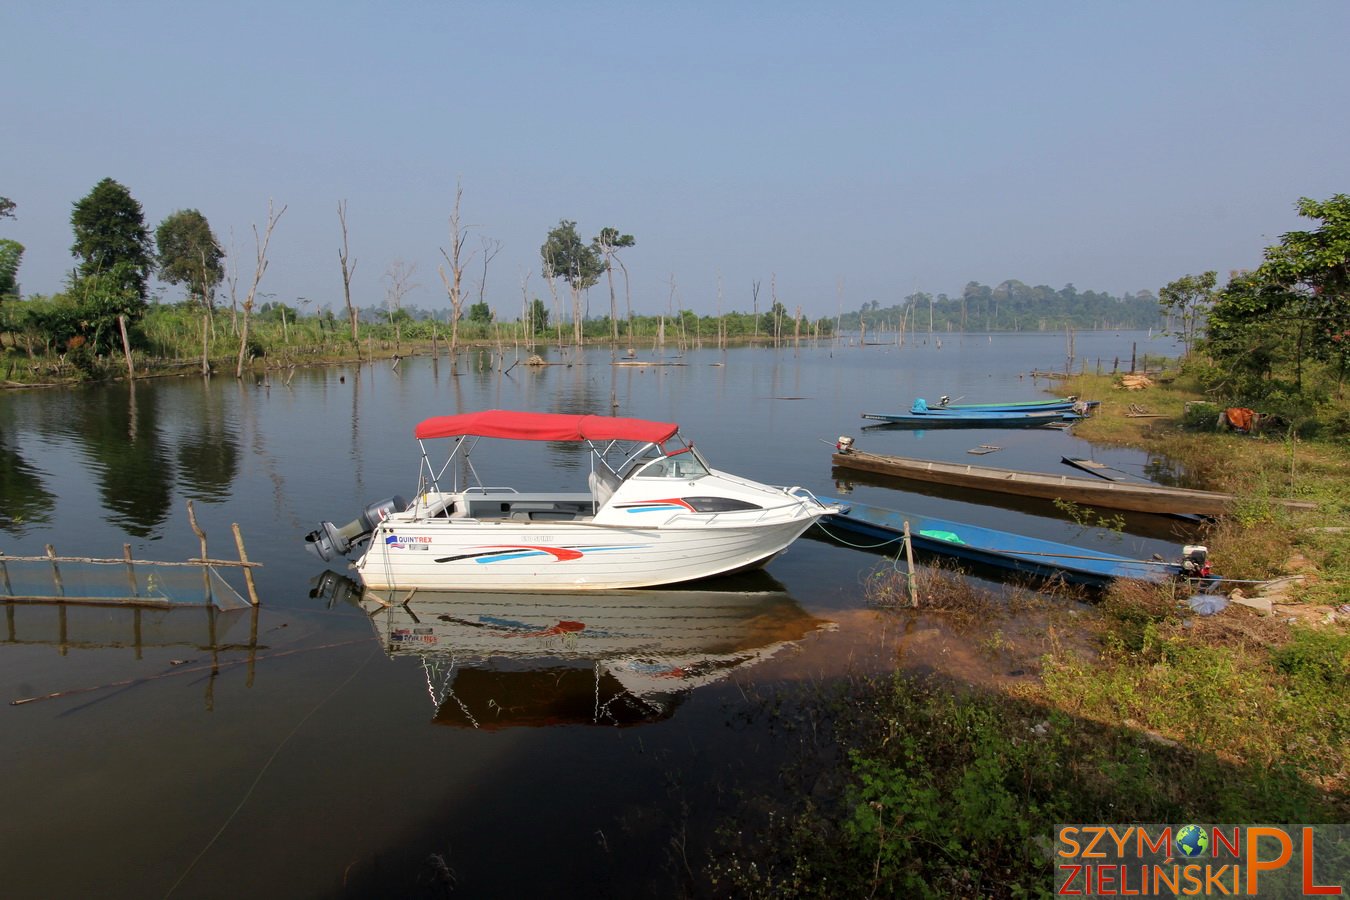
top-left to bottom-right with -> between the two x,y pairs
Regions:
938,395 -> 951,407
835,435 -> 855,453
304,496 -> 407,562
1180,545 -> 1211,578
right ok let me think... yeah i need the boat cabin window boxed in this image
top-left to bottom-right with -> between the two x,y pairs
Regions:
633,452 -> 707,480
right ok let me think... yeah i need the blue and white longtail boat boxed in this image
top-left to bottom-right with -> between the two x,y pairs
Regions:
817,496 -> 1211,588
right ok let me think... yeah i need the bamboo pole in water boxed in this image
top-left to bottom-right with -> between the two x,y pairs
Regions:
232,523 -> 260,606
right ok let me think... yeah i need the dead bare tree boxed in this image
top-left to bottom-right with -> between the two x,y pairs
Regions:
437,182 -> 475,373
541,260 -> 564,352
337,200 -> 359,344
225,229 -> 240,336
751,279 -> 761,342
476,236 -> 503,365
196,245 -> 219,376
519,269 -> 533,349
383,259 -> 419,351
235,200 -> 287,378
716,273 -> 725,350
835,278 -> 844,346
593,227 -> 635,345
477,236 -> 502,307
771,274 -> 783,348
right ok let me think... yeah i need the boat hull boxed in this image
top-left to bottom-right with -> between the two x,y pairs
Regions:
355,515 -> 820,591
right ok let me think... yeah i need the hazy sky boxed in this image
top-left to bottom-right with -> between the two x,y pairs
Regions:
4,1 -> 1347,319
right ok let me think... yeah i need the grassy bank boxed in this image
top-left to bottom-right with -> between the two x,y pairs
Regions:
705,375 -> 1349,898
706,573 -> 1349,898
1061,371 -> 1350,605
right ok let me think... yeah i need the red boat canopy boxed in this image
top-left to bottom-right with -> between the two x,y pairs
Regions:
414,410 -> 680,444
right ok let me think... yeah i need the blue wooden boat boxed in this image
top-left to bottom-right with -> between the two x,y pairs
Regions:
862,408 -> 1079,428
816,495 -> 1204,587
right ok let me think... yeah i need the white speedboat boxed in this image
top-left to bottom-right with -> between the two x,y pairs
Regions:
304,410 -> 837,591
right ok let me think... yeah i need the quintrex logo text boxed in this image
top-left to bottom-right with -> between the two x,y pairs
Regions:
1055,825 -> 1346,896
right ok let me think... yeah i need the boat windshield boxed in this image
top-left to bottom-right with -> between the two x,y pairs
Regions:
632,448 -> 708,480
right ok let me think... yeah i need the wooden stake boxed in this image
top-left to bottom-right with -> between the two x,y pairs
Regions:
232,523 -> 260,606
123,543 -> 139,597
902,521 -> 918,607
187,500 -> 208,560
118,314 -> 135,380
45,544 -> 63,596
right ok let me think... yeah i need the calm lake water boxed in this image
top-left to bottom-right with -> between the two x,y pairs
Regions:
0,331 -> 1192,898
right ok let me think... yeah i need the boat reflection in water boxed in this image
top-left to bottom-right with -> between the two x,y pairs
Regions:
311,570 -> 830,728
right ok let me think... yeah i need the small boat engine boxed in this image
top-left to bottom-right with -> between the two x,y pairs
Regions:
1181,544 -> 1211,578
835,435 -> 855,453
304,496 -> 407,562
938,395 -> 951,407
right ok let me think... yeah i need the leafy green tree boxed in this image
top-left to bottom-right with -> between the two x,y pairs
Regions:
541,220 -> 603,344
1209,194 -> 1350,395
157,209 -> 225,375
156,209 -> 224,309
0,239 -> 23,300
468,301 -> 492,323
70,178 -> 155,300
1159,271 -> 1216,356
0,196 -> 14,220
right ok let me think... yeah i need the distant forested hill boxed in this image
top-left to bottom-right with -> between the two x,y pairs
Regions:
840,280 -> 1163,333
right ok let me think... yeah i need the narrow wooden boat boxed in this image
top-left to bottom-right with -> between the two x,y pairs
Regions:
1061,456 -> 1207,523
862,409 -> 1077,429
932,396 -> 1099,412
830,448 -> 1316,517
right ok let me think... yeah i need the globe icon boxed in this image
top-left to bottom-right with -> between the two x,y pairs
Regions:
1176,825 -> 1209,858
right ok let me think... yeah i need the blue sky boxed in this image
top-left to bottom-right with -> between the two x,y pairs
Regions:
4,1 -> 1347,319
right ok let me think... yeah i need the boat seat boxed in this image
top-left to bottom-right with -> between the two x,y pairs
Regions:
589,467 -> 621,509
